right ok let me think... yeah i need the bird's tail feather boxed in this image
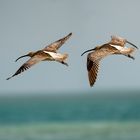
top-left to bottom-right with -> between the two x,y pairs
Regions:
63,53 -> 68,60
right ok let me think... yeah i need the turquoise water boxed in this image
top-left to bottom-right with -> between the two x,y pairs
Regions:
1,122 -> 140,140
0,91 -> 140,140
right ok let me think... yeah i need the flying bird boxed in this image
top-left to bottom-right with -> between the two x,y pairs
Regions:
81,35 -> 138,87
7,33 -> 72,80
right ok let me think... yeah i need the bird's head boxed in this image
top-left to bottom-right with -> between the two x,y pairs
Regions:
15,51 -> 35,62
111,35 -> 138,49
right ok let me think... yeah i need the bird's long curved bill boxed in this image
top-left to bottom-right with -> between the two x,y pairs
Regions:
81,48 -> 95,56
126,40 -> 138,49
15,54 -> 29,62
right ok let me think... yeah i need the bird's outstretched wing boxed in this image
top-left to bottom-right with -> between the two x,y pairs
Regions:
43,33 -> 72,52
87,44 -> 118,86
6,52 -> 50,80
87,56 -> 99,87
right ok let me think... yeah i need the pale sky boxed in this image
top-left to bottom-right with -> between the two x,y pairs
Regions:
0,0 -> 140,94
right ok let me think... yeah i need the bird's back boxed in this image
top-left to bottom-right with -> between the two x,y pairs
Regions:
89,44 -> 119,61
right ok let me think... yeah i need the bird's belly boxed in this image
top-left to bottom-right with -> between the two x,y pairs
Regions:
43,51 -> 63,60
111,45 -> 122,50
110,44 -> 127,51
43,58 -> 54,61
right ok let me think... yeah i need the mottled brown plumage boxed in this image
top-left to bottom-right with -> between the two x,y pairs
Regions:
7,33 -> 72,80
81,36 -> 138,87
43,33 -> 72,52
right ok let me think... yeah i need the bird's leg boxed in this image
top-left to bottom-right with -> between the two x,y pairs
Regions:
61,61 -> 68,66
127,54 -> 135,60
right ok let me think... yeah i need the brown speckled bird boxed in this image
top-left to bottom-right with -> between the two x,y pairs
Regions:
7,33 -> 72,80
81,35 -> 138,87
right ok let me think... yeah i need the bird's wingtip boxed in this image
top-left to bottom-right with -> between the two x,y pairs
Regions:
6,77 -> 11,80
68,32 -> 72,36
6,75 -> 14,80
90,84 -> 94,87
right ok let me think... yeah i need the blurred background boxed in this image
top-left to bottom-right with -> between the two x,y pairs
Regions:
0,0 -> 140,140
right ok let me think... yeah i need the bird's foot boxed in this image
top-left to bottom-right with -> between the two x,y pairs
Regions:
61,61 -> 69,66
128,54 -> 135,60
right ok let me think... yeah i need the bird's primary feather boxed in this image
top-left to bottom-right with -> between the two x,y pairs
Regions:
6,52 -> 51,80
43,33 -> 72,52
86,44 -> 119,86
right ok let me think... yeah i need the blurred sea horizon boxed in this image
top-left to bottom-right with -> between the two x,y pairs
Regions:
0,90 -> 140,140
